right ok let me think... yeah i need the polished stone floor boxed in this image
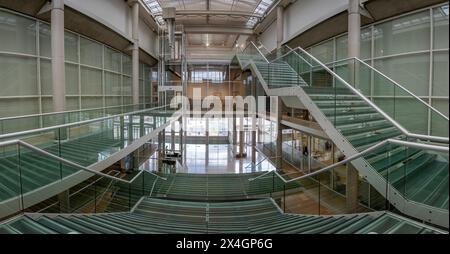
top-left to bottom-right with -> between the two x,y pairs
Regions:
180,144 -> 272,174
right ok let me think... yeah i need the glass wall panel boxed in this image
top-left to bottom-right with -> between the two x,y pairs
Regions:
65,31 -> 78,62
310,40 -> 334,63
40,59 -> 52,95
81,96 -> 103,109
65,63 -> 79,95
123,76 -> 132,95
0,55 -> 37,96
335,28 -> 371,60
80,37 -> 102,67
81,67 -> 102,95
65,96 -> 79,111
433,5 -> 449,49
123,96 -> 133,105
335,35 -> 347,61
0,9 -> 158,118
104,47 -> 121,72
105,71 -> 121,95
361,27 -> 372,59
41,97 -> 53,113
0,98 -> 39,117
106,96 -> 122,107
122,54 -> 132,75
0,10 -> 36,55
39,22 -> 51,57
374,11 -> 430,57
374,53 -> 430,96
432,51 -> 449,97
431,99 -> 449,136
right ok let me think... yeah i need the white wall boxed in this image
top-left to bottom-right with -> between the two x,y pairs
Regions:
139,18 -> 158,57
65,0 -> 132,38
258,0 -> 349,48
259,21 -> 277,52
65,0 -> 158,57
283,0 -> 348,42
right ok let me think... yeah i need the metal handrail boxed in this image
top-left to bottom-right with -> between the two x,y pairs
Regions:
36,170 -> 123,213
269,47 -> 446,122
249,41 -> 270,63
249,138 -> 449,183
294,47 -> 449,143
0,139 -> 168,184
0,104 -> 174,140
313,56 -> 449,121
244,156 -> 270,169
0,103 -> 152,122
252,44 -> 448,143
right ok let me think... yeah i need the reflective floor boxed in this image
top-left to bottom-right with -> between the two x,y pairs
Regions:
179,144 -> 269,174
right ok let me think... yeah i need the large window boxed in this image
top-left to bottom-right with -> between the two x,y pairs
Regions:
0,8 -> 156,118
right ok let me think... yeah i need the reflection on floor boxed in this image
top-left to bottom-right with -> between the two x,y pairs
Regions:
179,144 -> 268,174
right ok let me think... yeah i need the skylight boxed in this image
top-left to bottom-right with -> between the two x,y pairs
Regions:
246,0 -> 274,27
142,0 -> 164,25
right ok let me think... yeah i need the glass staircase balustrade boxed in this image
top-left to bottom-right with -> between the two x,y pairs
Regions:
0,103 -> 159,137
235,42 -> 449,226
0,105 -> 177,219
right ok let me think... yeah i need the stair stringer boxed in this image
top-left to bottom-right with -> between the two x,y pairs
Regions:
238,58 -> 449,228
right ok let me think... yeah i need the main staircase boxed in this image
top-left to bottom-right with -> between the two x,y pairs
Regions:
234,42 -> 449,227
1,198 -> 445,234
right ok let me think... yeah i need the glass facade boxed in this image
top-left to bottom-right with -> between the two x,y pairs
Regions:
306,4 -> 449,133
0,9 -> 156,118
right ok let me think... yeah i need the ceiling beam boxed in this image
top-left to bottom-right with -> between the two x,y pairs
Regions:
156,10 -> 263,18
184,25 -> 254,35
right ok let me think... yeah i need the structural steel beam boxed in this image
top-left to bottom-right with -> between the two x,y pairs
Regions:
184,25 -> 254,35
158,10 -> 263,18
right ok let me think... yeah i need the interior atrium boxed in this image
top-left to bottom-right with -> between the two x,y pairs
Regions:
0,0 -> 448,237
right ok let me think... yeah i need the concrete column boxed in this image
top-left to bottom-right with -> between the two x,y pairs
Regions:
346,163 -> 359,213
276,6 -> 284,49
348,0 -> 360,58
276,97 -> 283,168
131,1 -> 140,105
348,0 -> 360,88
51,0 -> 65,113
